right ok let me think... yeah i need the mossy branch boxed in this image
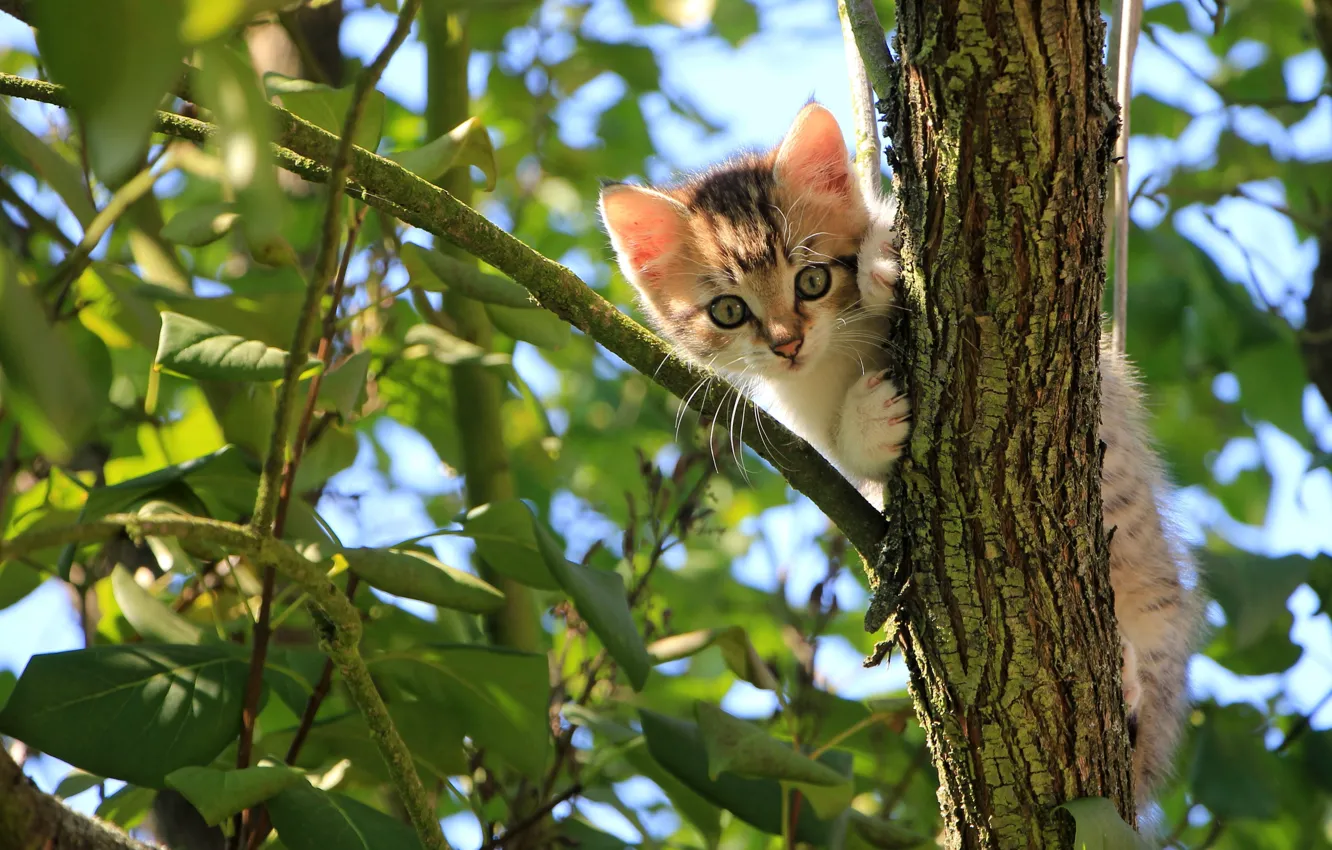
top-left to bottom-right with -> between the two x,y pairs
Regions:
0,73 -> 889,558
0,515 -> 449,850
0,745 -> 157,850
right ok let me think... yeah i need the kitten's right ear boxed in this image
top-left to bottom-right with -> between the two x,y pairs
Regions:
774,102 -> 854,201
599,184 -> 690,288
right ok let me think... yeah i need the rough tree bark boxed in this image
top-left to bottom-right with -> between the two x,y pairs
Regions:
867,2 -> 1135,846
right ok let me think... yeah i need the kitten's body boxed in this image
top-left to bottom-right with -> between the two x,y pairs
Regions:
601,102 -> 1200,809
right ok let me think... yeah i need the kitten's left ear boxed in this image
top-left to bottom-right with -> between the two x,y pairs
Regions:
774,103 -> 853,199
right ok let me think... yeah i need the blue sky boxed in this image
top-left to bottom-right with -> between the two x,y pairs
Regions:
2,0 -> 1331,844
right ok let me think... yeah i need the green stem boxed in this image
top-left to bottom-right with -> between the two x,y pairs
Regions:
422,6 -> 541,653
251,0 -> 422,534
0,514 -> 449,850
839,0 -> 895,113
837,0 -> 882,199
0,71 -> 890,560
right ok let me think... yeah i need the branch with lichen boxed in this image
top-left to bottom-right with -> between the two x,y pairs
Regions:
0,72 -> 889,559
0,514 -> 449,850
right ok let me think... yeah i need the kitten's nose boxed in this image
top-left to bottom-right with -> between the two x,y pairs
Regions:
771,337 -> 803,360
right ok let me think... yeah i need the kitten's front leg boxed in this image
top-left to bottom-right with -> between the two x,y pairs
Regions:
836,370 -> 911,481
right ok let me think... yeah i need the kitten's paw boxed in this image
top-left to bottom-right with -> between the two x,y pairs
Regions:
1122,638 -> 1143,716
857,230 -> 900,309
838,369 -> 911,480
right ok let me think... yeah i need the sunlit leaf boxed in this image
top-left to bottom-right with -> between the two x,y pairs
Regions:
1057,798 -> 1149,850
165,764 -> 305,827
155,311 -> 317,382
0,644 -> 250,787
390,116 -> 498,190
343,547 -> 506,614
110,565 -> 204,644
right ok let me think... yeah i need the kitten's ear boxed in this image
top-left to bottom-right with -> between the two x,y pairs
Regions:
773,103 -> 853,199
599,184 -> 690,287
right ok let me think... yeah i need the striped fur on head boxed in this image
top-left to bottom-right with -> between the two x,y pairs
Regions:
599,103 -> 871,384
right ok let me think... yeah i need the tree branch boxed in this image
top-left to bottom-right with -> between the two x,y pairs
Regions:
0,74 -> 891,559
838,0 -> 883,199
0,744 -> 158,850
837,0 -> 894,118
0,514 -> 449,850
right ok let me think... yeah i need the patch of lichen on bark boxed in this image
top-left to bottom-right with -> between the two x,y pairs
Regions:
874,0 -> 1132,847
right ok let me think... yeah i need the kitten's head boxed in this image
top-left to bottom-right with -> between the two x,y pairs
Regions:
599,102 -> 871,384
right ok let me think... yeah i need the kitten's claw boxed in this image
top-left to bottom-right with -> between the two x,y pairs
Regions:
838,369 -> 912,480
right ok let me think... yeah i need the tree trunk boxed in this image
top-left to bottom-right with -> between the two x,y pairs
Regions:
874,3 -> 1133,846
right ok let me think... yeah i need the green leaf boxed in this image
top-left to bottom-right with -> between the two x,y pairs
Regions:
845,811 -> 929,849
0,250 -> 98,461
266,780 -> 422,850
264,74 -> 386,154
389,116 -> 498,190
165,765 -> 306,827
559,819 -> 630,849
1189,703 -> 1282,820
1058,797 -> 1149,850
403,324 -> 512,368
291,425 -> 360,494
343,547 -> 506,614
400,243 -> 535,307
33,0 -> 186,182
0,107 -> 96,225
713,0 -> 759,44
1203,552 -> 1308,648
195,43 -> 286,241
95,784 -> 156,829
0,644 -> 250,787
695,701 -> 852,819
562,705 -> 721,845
647,626 -> 779,690
155,311 -> 317,382
639,708 -> 833,844
182,0 -> 292,43
372,645 -> 551,778
0,562 -> 43,611
54,771 -> 104,800
529,509 -> 651,691
316,350 -> 372,418
110,565 -> 204,644
460,500 -> 560,590
160,202 -> 239,247
486,302 -> 571,350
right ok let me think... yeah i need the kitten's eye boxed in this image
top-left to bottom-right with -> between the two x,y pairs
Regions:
795,264 -> 831,300
708,295 -> 749,328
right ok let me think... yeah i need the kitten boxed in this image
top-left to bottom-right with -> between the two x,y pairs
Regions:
599,102 -> 1200,808
599,104 -> 910,501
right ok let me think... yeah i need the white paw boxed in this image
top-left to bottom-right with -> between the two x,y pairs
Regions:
1121,638 -> 1142,716
857,221 -> 901,309
837,369 -> 911,480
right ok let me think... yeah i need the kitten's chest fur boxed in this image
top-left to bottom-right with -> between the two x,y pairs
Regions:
757,336 -> 890,477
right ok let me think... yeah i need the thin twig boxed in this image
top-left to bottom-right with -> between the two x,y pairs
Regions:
479,784 -> 582,850
236,4 -> 421,847
1109,0 -> 1142,356
838,0 -> 882,200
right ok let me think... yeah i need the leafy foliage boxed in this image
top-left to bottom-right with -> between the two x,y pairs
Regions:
0,0 -> 1326,849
